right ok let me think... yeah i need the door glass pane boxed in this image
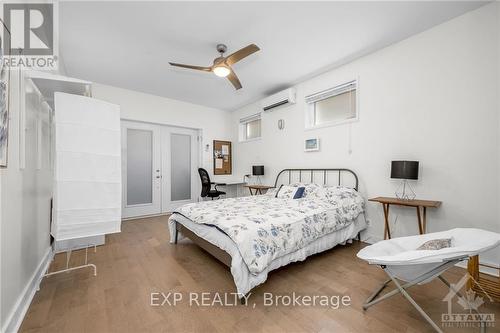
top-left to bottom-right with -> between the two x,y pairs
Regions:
171,134 -> 191,201
127,129 -> 153,205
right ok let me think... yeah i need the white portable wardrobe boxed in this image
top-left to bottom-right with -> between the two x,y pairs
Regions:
27,71 -> 121,276
51,92 -> 121,241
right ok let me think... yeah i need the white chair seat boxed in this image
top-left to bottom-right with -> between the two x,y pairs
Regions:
357,228 -> 500,266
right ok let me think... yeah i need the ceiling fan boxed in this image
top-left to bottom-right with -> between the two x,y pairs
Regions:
169,43 -> 260,90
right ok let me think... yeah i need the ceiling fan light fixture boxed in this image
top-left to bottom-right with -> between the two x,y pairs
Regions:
169,43 -> 260,89
213,65 -> 230,77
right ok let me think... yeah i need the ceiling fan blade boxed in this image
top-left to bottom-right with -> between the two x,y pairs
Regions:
225,44 -> 260,66
169,62 -> 212,72
227,69 -> 242,90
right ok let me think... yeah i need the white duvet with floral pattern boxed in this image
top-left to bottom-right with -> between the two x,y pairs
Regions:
173,187 -> 364,275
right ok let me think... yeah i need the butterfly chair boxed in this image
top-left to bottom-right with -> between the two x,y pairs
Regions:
357,228 -> 500,333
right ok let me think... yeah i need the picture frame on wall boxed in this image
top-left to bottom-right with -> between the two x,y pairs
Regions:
304,137 -> 320,152
0,21 -> 11,168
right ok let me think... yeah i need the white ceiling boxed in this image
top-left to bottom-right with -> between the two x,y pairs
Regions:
60,1 -> 486,111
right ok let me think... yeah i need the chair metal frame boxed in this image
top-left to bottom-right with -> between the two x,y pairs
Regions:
363,256 -> 487,333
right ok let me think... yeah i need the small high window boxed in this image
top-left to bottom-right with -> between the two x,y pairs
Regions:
305,80 -> 358,129
239,113 -> 261,142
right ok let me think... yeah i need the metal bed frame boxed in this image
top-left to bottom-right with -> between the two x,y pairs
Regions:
273,168 -> 359,191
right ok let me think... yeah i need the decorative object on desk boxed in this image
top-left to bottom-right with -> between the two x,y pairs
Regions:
304,137 -> 319,152
252,165 -> 264,184
213,140 -> 232,175
278,119 -> 285,130
0,30 -> 11,168
391,160 -> 419,200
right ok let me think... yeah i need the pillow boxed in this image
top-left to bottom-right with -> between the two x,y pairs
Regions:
313,185 -> 354,199
294,187 -> 305,199
417,238 -> 452,251
275,185 -> 305,199
289,183 -> 322,198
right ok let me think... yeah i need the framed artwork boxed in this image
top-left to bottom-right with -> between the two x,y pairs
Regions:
213,140 -> 232,175
0,21 -> 11,168
304,137 -> 320,152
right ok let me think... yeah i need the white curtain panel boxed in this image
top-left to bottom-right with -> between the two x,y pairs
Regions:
51,92 -> 121,241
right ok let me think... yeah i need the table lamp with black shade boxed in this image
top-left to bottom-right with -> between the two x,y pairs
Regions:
252,165 -> 264,185
391,161 -> 419,200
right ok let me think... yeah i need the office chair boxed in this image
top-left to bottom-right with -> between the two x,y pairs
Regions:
198,168 -> 226,200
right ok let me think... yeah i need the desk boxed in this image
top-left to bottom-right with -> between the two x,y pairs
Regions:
243,185 -> 273,195
369,197 -> 442,239
215,180 -> 246,198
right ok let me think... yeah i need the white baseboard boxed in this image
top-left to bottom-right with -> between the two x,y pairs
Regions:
1,247 -> 53,333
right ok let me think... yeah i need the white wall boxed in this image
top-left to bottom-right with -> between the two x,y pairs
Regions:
92,83 -> 233,182
497,2 -> 500,249
1,73 -> 53,332
231,3 -> 500,262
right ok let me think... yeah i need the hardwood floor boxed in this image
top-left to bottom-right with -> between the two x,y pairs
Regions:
20,216 -> 500,333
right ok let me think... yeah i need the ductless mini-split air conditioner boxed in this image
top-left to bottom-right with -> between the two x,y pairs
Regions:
261,88 -> 296,112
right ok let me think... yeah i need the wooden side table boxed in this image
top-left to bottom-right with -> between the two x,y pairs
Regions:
243,185 -> 273,195
467,255 -> 500,301
369,197 -> 442,239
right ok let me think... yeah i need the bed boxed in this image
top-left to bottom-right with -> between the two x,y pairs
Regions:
168,168 -> 366,299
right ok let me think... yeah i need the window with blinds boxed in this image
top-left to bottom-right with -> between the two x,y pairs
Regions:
239,113 -> 262,141
305,80 -> 358,128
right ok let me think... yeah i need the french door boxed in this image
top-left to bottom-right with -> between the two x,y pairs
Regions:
121,121 -> 162,218
121,120 -> 199,219
161,127 -> 199,211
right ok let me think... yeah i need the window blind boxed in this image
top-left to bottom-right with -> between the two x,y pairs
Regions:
239,113 -> 261,124
246,119 -> 261,139
305,80 -> 357,104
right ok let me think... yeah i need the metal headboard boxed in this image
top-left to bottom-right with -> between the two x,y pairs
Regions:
273,168 -> 359,191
